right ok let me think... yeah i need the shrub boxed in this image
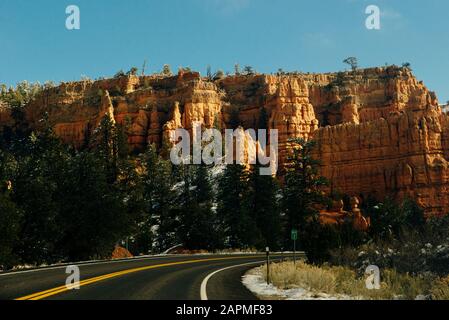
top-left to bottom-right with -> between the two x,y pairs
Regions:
330,219 -> 449,277
114,70 -> 125,78
299,219 -> 368,264
126,67 -> 139,76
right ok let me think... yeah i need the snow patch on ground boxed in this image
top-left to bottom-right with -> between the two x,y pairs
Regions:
242,268 -> 355,300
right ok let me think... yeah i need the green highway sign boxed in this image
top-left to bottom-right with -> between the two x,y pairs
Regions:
291,229 -> 298,241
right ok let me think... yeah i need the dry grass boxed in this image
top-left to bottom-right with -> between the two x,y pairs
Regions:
260,261 -> 443,300
261,261 -> 337,293
431,276 -> 449,300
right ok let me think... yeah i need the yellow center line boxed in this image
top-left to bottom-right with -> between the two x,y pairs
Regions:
15,255 -> 266,301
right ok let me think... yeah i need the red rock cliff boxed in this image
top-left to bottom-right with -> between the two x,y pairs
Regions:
0,66 -> 447,214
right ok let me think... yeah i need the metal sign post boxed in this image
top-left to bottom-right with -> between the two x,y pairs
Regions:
291,229 -> 298,266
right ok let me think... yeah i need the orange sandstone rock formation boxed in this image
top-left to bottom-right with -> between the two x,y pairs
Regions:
319,197 -> 370,231
0,66 -> 447,214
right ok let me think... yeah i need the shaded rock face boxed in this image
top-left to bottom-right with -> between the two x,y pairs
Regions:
0,66 -> 447,214
319,198 -> 371,232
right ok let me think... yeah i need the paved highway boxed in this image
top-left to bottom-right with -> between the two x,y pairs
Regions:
0,254 -> 298,300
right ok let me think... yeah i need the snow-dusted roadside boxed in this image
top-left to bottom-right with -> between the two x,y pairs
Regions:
1,252 -> 267,274
242,267 -> 356,300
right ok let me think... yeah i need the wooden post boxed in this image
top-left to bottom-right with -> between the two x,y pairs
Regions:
266,247 -> 270,285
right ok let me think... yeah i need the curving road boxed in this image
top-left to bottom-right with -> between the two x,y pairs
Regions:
0,254 -> 299,300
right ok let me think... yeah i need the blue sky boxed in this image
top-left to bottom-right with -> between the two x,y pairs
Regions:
0,0 -> 448,102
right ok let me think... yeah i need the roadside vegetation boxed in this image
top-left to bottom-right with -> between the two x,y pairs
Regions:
253,261 -> 449,300
246,188 -> 449,300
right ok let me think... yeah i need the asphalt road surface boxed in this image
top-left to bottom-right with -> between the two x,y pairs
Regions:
0,254 -> 300,300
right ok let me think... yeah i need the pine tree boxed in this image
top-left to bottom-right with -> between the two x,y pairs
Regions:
0,192 -> 22,269
0,150 -> 22,269
232,107 -> 282,250
115,123 -> 130,159
343,57 -> 358,71
245,164 -> 281,250
56,151 -> 129,261
90,115 -> 143,256
206,65 -> 212,80
90,115 -> 132,183
217,164 -> 253,249
141,145 -> 177,253
12,128 -> 68,264
282,138 -> 329,249
176,164 -> 219,250
93,115 -> 119,184
115,153 -> 145,256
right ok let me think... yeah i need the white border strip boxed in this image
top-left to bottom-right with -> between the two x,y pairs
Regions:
200,260 -> 265,300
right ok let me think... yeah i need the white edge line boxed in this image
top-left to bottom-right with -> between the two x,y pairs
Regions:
200,260 -> 266,300
0,253 -> 274,278
0,255 -> 177,277
1,252 -> 299,278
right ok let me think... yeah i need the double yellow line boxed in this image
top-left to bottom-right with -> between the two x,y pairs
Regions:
15,256 -> 260,300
